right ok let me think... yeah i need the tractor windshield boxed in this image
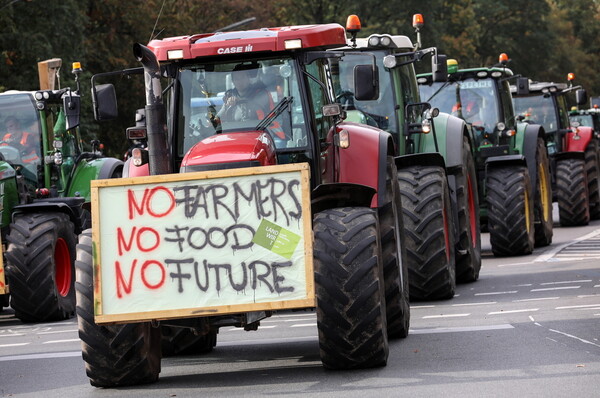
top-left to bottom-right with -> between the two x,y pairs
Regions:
570,113 -> 599,130
0,93 -> 42,182
513,95 -> 558,133
420,78 -> 499,136
330,51 -> 414,137
175,57 -> 309,157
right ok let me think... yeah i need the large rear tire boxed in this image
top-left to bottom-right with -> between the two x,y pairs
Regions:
455,138 -> 482,282
5,213 -> 77,322
585,141 -> 600,220
76,230 -> 161,387
314,207 -> 388,369
398,165 -> 456,301
378,158 -> 410,338
486,166 -> 534,256
534,138 -> 553,246
557,158 -> 590,226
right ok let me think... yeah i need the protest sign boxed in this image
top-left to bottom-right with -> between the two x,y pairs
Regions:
91,163 -> 313,324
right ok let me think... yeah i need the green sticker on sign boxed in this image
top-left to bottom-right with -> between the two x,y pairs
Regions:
253,219 -> 301,259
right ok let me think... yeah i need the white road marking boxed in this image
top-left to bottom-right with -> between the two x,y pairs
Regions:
274,313 -> 316,318
549,329 -> 600,349
410,324 -> 514,334
475,291 -> 517,296
37,329 -> 79,335
422,313 -> 470,319
540,280 -> 592,285
452,301 -> 496,307
513,297 -> 559,302
530,286 -> 580,292
498,262 -> 534,267
488,308 -> 538,315
0,343 -> 29,348
0,351 -> 81,362
290,323 -> 317,328
555,304 -> 600,310
411,305 -> 435,309
535,229 -> 600,262
42,339 -> 80,344
0,333 -> 24,338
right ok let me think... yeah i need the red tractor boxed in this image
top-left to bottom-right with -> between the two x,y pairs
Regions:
512,75 -> 597,225
78,23 -> 412,387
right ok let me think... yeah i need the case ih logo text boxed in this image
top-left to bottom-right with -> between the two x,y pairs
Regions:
217,44 -> 253,54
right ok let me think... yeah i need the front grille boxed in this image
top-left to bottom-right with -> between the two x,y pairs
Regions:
180,160 -> 261,173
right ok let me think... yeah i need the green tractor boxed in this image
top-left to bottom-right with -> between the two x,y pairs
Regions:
326,14 -> 481,301
0,63 -> 123,320
418,55 -> 553,257
512,77 -> 599,224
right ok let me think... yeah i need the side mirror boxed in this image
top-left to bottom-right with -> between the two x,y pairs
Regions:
354,64 -> 379,101
576,89 -> 587,106
516,77 -> 530,96
431,54 -> 448,83
63,94 -> 80,130
92,83 -> 119,121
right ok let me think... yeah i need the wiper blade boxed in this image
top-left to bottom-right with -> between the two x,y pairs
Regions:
425,80 -> 452,103
256,96 -> 293,131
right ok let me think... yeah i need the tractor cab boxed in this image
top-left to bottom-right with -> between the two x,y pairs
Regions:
418,59 -> 519,153
512,77 -> 588,154
93,24 -> 381,191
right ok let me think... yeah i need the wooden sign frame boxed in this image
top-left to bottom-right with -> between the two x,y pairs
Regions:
91,163 -> 314,324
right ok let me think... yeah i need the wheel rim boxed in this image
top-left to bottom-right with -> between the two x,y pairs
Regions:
467,174 -> 477,247
538,162 -> 551,222
524,188 -> 532,234
54,238 -> 72,297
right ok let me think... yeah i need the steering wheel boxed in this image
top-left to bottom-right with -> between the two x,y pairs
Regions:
336,90 -> 355,109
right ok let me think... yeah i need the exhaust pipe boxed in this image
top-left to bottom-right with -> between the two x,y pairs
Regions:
133,43 -> 171,175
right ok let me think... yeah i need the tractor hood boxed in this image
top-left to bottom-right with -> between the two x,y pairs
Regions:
180,131 -> 277,173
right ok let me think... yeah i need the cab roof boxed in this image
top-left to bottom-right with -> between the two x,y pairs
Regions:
147,24 -> 347,62
417,66 -> 513,83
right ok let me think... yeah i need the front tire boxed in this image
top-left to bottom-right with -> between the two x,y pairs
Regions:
5,212 -> 77,322
76,229 -> 161,387
486,166 -> 534,256
455,138 -> 482,282
585,141 -> 600,220
534,138 -> 553,246
378,158 -> 410,338
557,158 -> 590,226
398,165 -> 456,301
314,207 -> 388,369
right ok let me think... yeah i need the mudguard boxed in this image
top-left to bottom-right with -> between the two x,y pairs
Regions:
520,123 -> 545,198
12,197 -> 86,234
0,162 -> 19,229
123,157 -> 150,177
565,126 -> 594,152
311,183 -> 376,215
416,112 -> 472,171
66,157 -> 123,200
485,154 -> 527,169
335,121 -> 394,208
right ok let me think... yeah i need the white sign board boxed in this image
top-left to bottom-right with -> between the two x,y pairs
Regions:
91,164 -> 314,324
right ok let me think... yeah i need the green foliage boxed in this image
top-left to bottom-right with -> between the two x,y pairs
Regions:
1,0 -> 599,157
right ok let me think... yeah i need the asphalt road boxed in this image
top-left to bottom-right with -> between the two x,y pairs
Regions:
1,213 -> 599,397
